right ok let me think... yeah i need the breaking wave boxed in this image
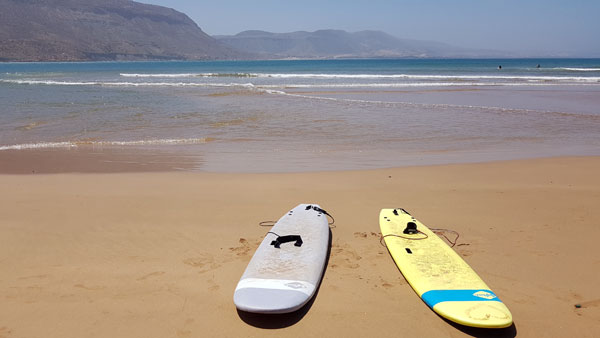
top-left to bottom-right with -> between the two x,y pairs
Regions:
552,67 -> 600,72
0,79 -> 257,88
2,79 -> 597,90
0,138 -> 214,151
120,72 -> 259,78
117,72 -> 600,83
3,72 -> 599,90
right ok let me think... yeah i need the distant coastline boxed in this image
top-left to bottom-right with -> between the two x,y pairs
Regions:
0,0 -> 245,62
3,56 -> 600,64
3,1 -> 595,62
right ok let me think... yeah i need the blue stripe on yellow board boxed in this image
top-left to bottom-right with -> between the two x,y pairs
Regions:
421,289 -> 501,308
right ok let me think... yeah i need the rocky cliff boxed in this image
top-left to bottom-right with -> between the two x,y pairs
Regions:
0,0 -> 245,61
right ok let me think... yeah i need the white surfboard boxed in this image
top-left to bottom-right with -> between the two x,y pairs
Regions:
234,204 -> 330,313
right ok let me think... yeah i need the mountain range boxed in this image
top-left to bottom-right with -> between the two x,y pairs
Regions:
0,0 -> 507,61
215,30 -> 505,59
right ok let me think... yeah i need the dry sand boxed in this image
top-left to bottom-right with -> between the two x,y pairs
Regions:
1,156 -> 599,337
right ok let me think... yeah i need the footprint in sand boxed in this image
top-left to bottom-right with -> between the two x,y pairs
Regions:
381,281 -> 394,289
18,274 -> 49,280
175,318 -> 195,338
206,278 -> 220,292
176,330 -> 192,338
329,243 -> 361,269
228,238 -> 252,257
182,238 -> 260,273
353,232 -> 381,239
227,237 -> 261,259
136,271 -> 165,281
183,254 -> 214,268
73,283 -> 105,291
0,327 -> 13,338
183,254 -> 221,273
379,276 -> 408,288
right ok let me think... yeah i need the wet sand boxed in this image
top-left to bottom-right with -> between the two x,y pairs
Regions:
0,148 -> 200,174
0,156 -> 599,337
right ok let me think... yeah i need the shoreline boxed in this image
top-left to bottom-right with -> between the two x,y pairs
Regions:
0,147 -> 201,174
1,145 -> 599,174
1,156 -> 599,337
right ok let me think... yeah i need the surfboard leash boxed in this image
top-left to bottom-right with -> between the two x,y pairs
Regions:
387,208 -> 460,247
380,229 -> 459,248
379,232 -> 429,247
307,205 -> 335,227
430,228 -> 460,248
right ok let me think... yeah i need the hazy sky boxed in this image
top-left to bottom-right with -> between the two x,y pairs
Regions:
137,0 -> 600,56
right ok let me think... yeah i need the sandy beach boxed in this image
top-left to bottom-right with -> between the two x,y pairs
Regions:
1,155 -> 599,337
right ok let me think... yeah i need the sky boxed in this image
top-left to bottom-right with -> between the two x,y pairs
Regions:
137,0 -> 600,57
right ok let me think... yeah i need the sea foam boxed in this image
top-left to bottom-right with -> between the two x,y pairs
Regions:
120,73 -> 258,78
117,72 -> 600,81
553,67 -> 600,72
0,138 -> 213,151
0,79 -> 258,88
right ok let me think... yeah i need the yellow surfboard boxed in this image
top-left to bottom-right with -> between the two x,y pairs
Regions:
380,208 -> 512,328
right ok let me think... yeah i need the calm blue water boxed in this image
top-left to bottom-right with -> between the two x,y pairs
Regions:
1,59 -> 599,172
2,58 -> 600,76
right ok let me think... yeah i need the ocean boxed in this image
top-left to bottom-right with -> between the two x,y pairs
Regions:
1,58 -> 599,172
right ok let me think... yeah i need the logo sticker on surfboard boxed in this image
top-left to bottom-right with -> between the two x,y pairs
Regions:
473,291 -> 497,300
285,281 -> 308,290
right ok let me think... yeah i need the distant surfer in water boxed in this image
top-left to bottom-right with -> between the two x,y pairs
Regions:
498,65 -> 502,70
536,64 -> 541,68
